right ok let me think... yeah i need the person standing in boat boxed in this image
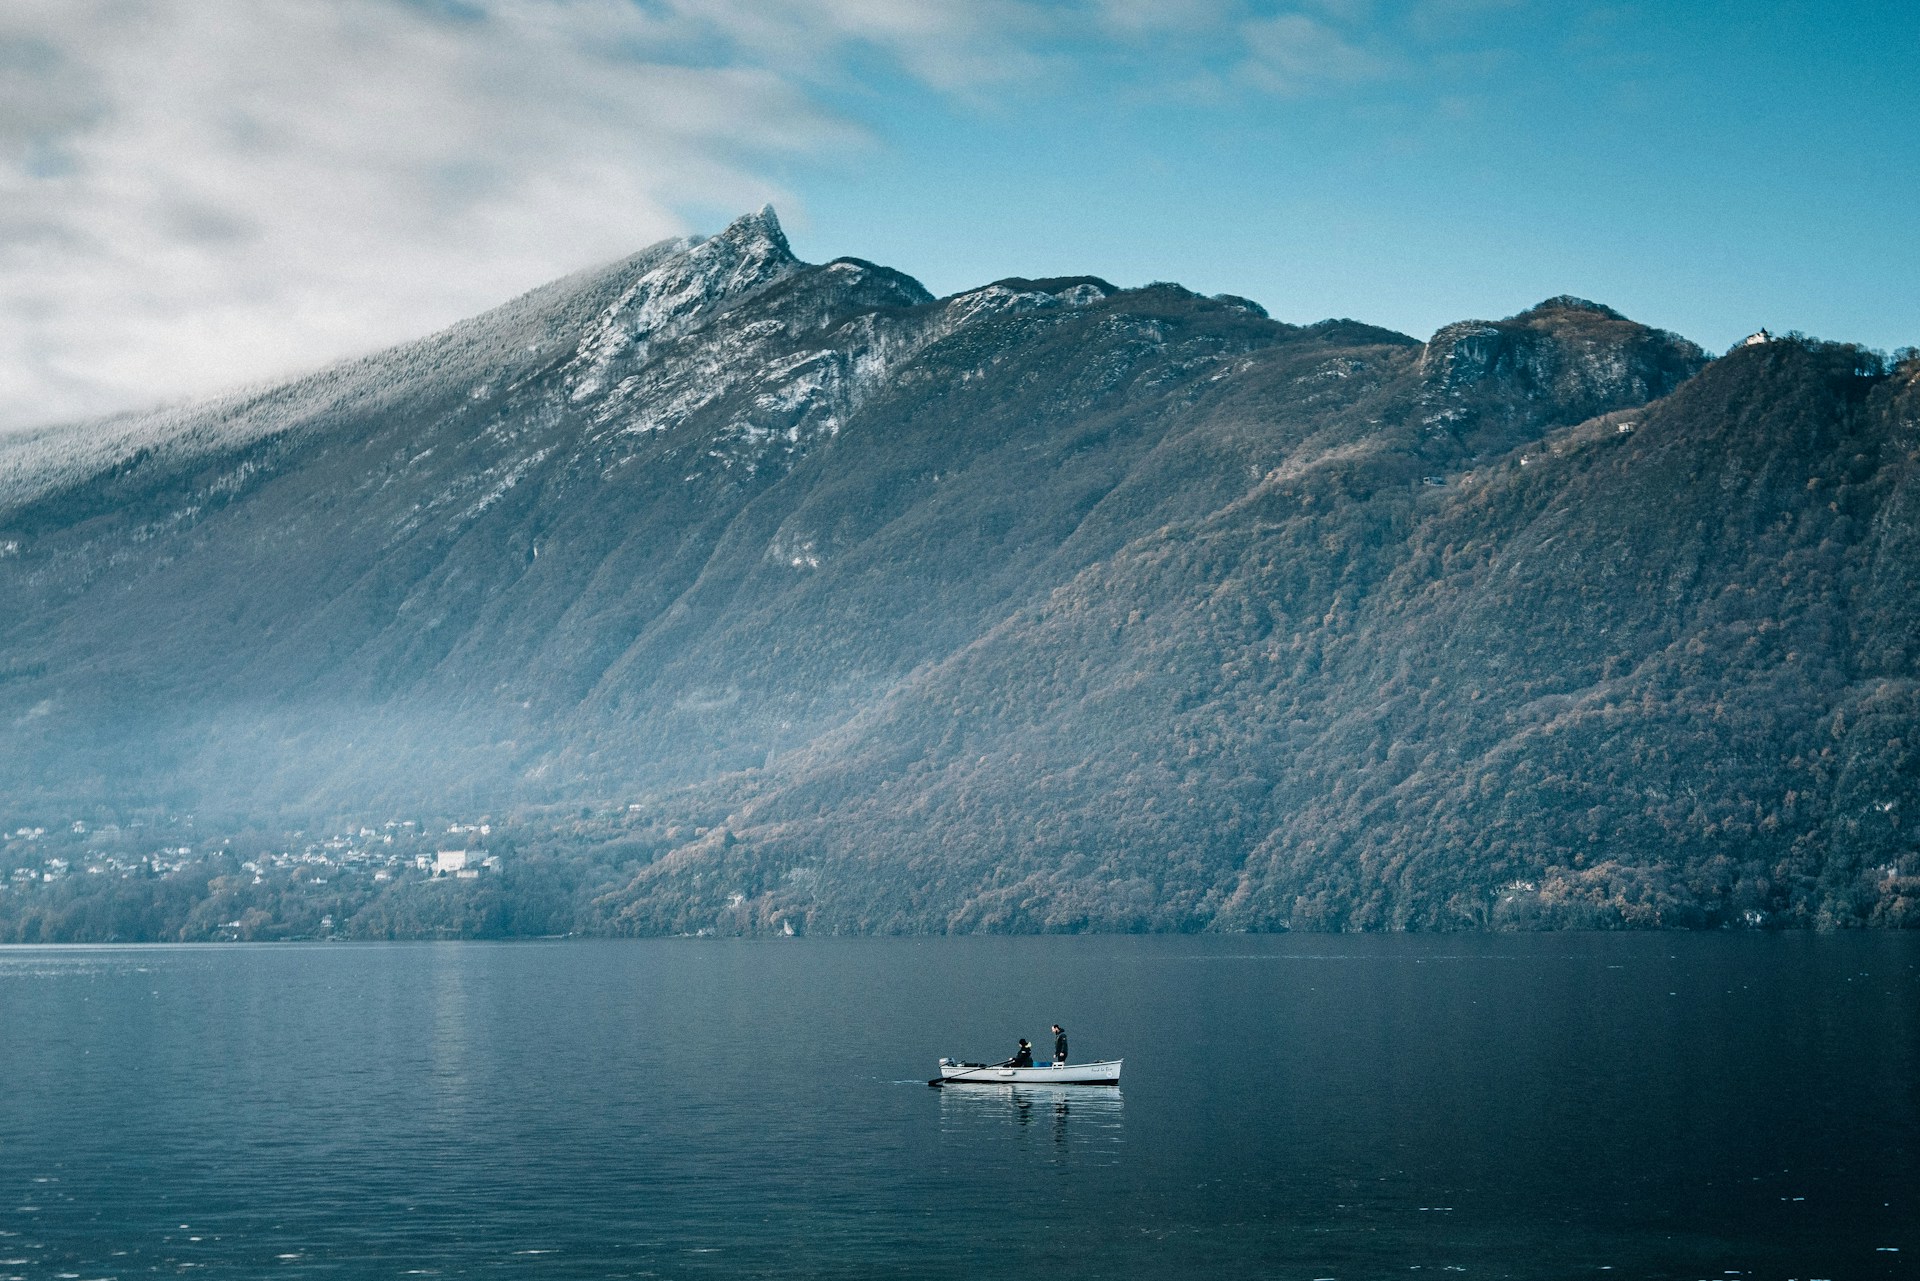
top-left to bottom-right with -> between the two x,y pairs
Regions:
1051,1024 -> 1068,1066
1001,1038 -> 1034,1068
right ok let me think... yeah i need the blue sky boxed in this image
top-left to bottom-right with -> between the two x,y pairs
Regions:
3,0 -> 1914,429
775,0 -> 1917,353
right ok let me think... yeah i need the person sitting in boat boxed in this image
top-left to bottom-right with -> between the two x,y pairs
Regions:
1000,1038 -> 1034,1068
1051,1024 -> 1068,1065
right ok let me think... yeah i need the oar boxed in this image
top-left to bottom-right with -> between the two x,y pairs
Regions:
926,1059 -> 1006,1086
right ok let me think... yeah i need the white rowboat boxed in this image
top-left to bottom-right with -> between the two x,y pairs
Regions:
934,1057 -> 1123,1085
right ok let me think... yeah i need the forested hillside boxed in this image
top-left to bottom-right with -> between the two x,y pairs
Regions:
603,338 -> 1917,934
2,211 -> 1914,938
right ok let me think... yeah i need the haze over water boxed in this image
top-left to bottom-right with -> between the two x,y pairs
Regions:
2,934 -> 1914,1279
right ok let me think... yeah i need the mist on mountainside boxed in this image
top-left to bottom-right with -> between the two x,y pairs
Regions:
3,210 -> 1916,939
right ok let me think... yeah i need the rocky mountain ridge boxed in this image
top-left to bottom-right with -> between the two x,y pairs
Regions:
2,209 -> 1913,937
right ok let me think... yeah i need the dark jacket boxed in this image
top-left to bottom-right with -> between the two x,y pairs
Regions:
1012,1043 -> 1034,1067
1053,1029 -> 1069,1063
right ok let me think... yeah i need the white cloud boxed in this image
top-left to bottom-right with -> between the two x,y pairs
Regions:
1237,11 -> 1397,94
1093,0 -> 1243,36
0,0 -> 1530,432
650,0 -> 1052,92
0,0 -> 1033,431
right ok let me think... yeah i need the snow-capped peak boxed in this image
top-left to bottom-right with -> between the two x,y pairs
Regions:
567,206 -> 805,398
714,204 -> 792,261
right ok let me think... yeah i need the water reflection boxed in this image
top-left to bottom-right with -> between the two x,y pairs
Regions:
938,1084 -> 1124,1153
0,942 -> 183,981
4,936 -> 1911,1277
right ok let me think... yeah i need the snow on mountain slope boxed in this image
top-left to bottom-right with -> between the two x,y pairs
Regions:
0,233 -> 684,508
3,205 -> 1769,951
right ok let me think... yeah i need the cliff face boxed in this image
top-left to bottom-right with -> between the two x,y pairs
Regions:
1,211 -> 1912,934
1417,296 -> 1708,458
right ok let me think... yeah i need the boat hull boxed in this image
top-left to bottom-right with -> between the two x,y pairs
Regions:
935,1057 -> 1122,1085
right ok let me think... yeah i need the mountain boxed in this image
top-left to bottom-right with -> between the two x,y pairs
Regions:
2,210 -> 1915,937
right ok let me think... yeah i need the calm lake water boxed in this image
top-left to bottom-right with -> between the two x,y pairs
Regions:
1,934 -> 1914,1279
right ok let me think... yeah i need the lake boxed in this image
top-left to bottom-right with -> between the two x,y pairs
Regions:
1,933 -> 1914,1279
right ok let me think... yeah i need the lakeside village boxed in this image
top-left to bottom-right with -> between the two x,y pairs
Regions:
0,813 -> 511,941
2,815 -> 500,885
